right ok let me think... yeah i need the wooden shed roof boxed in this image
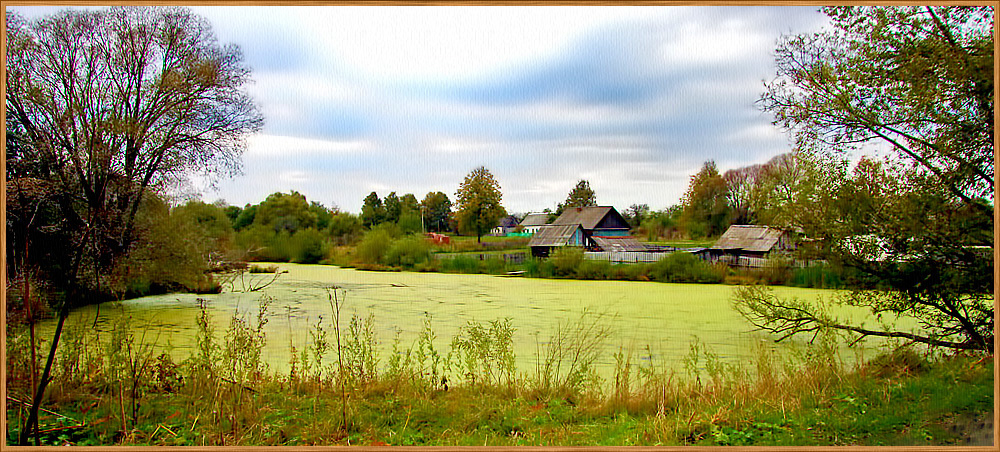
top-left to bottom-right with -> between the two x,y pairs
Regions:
551,206 -> 626,230
528,224 -> 580,247
591,236 -> 648,252
712,225 -> 786,253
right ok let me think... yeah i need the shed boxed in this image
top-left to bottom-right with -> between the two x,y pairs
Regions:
528,224 -> 584,257
709,225 -> 796,263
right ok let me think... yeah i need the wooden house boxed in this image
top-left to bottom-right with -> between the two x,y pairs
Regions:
529,206 -> 636,257
518,213 -> 550,234
491,215 -> 519,236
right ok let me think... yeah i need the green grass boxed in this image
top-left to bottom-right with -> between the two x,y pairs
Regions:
9,306 -> 993,447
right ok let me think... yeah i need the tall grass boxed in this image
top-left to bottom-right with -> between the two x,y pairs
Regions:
6,295 -> 992,447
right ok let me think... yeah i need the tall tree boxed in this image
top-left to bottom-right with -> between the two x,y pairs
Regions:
722,163 -> 763,225
6,7 -> 262,444
680,161 -> 731,238
421,191 -> 452,233
455,166 -> 506,243
738,6 -> 993,352
383,192 -> 401,224
555,179 -> 597,216
360,191 -> 385,228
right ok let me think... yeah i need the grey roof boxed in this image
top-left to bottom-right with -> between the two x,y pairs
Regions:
552,206 -> 620,230
497,215 -> 518,228
712,225 -> 786,253
528,224 -> 580,247
591,236 -> 648,252
519,213 -> 549,227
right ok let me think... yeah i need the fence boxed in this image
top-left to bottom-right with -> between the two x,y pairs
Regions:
712,255 -> 809,268
583,251 -> 669,264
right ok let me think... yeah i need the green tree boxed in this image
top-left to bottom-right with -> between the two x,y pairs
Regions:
738,6 -> 993,352
455,166 -> 507,243
680,161 -> 731,238
172,200 -> 235,262
6,7 -> 262,444
555,179 -> 598,216
421,191 -> 453,233
253,191 -> 317,234
327,212 -> 363,246
623,203 -> 650,229
384,192 -> 402,224
309,201 -> 333,231
360,191 -> 385,228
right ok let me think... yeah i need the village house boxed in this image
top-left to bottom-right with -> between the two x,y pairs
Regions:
529,206 -> 638,257
491,215 -> 520,236
518,213 -> 550,234
707,224 -> 797,266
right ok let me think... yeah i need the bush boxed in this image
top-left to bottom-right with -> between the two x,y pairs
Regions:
649,252 -> 723,283
575,259 -> 611,280
550,248 -> 585,277
384,235 -> 432,268
290,228 -> 328,264
355,228 -> 395,265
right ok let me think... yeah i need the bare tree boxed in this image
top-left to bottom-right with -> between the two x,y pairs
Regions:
7,7 -> 262,444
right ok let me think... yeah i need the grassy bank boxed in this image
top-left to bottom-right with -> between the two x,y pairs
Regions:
7,295 -> 992,446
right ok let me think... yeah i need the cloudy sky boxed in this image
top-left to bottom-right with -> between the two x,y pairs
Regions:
12,5 -> 831,215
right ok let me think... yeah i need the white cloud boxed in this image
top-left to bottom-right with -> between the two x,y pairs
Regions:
245,134 -> 374,156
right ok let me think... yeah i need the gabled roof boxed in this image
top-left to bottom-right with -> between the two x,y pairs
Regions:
519,213 -> 549,227
591,236 -> 648,252
528,224 -> 581,247
497,215 -> 518,228
712,225 -> 786,253
552,206 -> 627,230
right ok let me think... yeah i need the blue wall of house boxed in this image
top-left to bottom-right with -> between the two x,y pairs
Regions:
592,229 -> 630,237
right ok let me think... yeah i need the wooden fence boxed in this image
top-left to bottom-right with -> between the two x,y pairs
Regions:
583,251 -> 669,263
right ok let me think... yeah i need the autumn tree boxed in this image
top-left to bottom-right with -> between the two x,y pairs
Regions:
455,166 -> 507,243
680,161 -> 731,238
555,179 -> 597,216
738,6 -> 993,352
6,6 -> 262,444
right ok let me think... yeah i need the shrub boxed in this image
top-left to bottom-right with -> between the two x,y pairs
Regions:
355,228 -> 394,265
649,252 -> 723,283
290,228 -> 328,264
384,235 -> 431,268
575,259 -> 611,280
550,247 -> 585,277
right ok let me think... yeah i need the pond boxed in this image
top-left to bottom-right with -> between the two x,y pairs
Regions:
41,264 -> 906,380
